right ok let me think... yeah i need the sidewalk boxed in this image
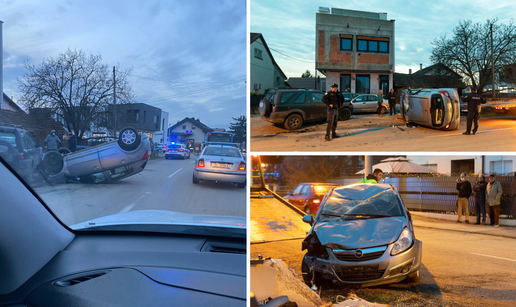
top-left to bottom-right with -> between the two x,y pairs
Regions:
411,211 -> 516,239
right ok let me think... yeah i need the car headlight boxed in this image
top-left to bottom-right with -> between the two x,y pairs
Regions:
391,228 -> 412,256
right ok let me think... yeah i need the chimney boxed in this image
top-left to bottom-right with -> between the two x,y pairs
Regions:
420,63 -> 423,70
409,69 -> 412,75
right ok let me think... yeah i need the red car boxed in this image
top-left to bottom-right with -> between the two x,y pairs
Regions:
283,183 -> 338,214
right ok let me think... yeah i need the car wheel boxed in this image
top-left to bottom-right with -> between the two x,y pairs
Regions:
118,127 -> 141,151
403,268 -> 420,283
237,181 -> 246,189
304,206 -> 312,215
42,151 -> 64,175
192,173 -> 199,184
339,108 -> 351,121
301,254 -> 323,287
259,98 -> 272,117
284,114 -> 303,130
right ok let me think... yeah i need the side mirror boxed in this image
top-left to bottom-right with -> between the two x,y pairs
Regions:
302,215 -> 314,225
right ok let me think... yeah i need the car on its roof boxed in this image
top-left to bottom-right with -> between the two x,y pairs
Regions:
301,183 -> 422,288
38,126 -> 150,184
193,144 -> 246,188
283,182 -> 338,215
350,94 -> 390,114
0,123 -> 42,183
259,89 -> 353,130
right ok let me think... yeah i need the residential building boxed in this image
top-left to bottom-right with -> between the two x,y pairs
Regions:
286,77 -> 326,91
116,103 -> 162,140
393,63 -> 465,92
408,155 -> 516,175
2,94 -> 24,112
316,8 -> 395,94
167,117 -> 213,151
153,110 -> 169,144
250,33 -> 289,94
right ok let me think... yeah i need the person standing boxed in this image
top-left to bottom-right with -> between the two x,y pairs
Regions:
67,132 -> 77,152
472,174 -> 488,225
486,174 -> 503,227
456,172 -> 472,224
359,168 -> 383,183
44,129 -> 61,152
388,89 -> 397,116
322,83 -> 344,141
377,90 -> 384,117
461,87 -> 486,135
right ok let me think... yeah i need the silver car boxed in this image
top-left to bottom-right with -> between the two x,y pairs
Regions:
165,144 -> 191,159
350,94 -> 390,114
400,88 -> 460,130
192,145 -> 246,188
301,183 -> 422,287
39,127 -> 150,184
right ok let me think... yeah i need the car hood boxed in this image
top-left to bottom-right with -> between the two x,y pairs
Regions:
313,216 -> 407,250
71,210 -> 246,238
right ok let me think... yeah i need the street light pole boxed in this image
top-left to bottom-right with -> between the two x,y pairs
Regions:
113,66 -> 117,138
491,23 -> 495,99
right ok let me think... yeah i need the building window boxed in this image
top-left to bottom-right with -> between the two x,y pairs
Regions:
182,125 -> 186,129
162,118 -> 165,130
276,76 -> 280,85
192,126 -> 196,129
357,36 -> 389,53
356,75 -> 370,94
341,74 -> 351,93
340,34 -> 352,51
490,160 -> 513,175
143,111 -> 146,123
254,48 -> 263,60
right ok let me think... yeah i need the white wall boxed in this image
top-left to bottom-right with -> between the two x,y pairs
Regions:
408,155 -> 516,175
251,38 -> 275,94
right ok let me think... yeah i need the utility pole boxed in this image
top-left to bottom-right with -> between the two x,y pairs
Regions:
491,23 -> 495,99
113,66 -> 117,138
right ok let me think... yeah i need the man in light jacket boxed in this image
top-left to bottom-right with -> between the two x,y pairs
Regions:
486,174 -> 503,227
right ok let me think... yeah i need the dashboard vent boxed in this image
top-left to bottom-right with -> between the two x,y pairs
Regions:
54,270 -> 110,287
202,240 -> 246,254
208,245 -> 246,254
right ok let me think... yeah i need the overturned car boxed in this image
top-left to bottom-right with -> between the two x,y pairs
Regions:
301,183 -> 422,288
39,127 -> 150,184
400,88 -> 460,131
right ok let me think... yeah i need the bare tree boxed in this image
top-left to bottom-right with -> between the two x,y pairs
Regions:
431,19 -> 516,93
18,49 -> 134,138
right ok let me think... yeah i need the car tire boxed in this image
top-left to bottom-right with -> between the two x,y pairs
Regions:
304,206 -> 312,215
118,127 -> 141,151
237,181 -> 246,189
403,269 -> 420,283
42,151 -> 64,175
339,108 -> 351,121
192,173 -> 199,184
301,254 -> 323,287
284,114 -> 303,130
259,98 -> 272,117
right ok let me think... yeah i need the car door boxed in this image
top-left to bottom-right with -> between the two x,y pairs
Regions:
291,91 -> 311,120
310,91 -> 328,120
352,95 -> 368,112
366,95 -> 379,111
408,97 -> 430,123
296,184 -> 311,207
287,184 -> 304,204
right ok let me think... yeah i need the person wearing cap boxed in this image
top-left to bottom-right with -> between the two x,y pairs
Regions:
486,174 -> 503,227
456,172 -> 472,223
461,87 -> 486,135
377,90 -> 384,117
44,129 -> 61,152
472,174 -> 488,225
321,83 -> 344,141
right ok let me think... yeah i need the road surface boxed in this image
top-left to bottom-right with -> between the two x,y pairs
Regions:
251,113 -> 516,152
251,214 -> 516,306
33,156 -> 246,225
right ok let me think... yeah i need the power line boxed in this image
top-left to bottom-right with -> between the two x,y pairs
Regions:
254,41 -> 314,63
129,73 -> 246,85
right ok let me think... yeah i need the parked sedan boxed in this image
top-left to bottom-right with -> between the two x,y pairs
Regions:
284,183 -> 338,214
193,145 -> 246,188
301,183 -> 422,288
38,126 -> 150,184
400,88 -> 460,130
350,94 -> 390,114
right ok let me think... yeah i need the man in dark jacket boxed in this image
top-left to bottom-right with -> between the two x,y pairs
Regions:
388,89 -> 397,115
461,87 -> 486,135
322,83 -> 344,141
456,172 -> 472,223
68,132 -> 78,152
472,174 -> 488,225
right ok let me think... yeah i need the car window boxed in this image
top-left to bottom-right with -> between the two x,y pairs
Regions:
313,185 -> 335,195
312,92 -> 324,102
368,95 -> 377,101
292,184 -> 304,196
168,145 -> 182,149
318,189 -> 403,222
300,184 -> 310,195
355,96 -> 366,102
0,132 -> 18,148
279,92 -> 296,104
204,147 -> 241,158
294,93 -> 306,104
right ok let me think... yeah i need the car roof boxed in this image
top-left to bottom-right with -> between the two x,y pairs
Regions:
331,183 -> 394,200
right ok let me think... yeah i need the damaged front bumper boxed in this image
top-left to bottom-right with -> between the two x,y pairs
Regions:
306,239 -> 422,287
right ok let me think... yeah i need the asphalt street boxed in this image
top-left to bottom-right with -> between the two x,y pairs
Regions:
251,215 -> 516,306
251,113 -> 516,152
32,156 -> 246,226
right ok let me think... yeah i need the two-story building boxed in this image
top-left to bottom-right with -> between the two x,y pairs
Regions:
250,33 -> 289,94
316,7 -> 395,94
167,117 -> 213,152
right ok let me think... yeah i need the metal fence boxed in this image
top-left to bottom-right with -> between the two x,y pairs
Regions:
328,176 -> 516,218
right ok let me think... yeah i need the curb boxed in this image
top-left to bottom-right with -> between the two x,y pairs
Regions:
410,211 -> 516,227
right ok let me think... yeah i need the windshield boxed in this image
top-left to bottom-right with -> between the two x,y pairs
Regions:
1,1 -> 246,233
204,147 -> 242,158
318,189 -> 404,222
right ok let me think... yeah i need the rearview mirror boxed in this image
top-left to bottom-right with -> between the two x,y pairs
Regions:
302,215 -> 314,225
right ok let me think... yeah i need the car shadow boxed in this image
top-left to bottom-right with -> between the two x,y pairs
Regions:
196,180 -> 244,191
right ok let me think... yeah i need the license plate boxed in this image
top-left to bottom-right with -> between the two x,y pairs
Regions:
340,265 -> 378,275
211,162 -> 231,169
